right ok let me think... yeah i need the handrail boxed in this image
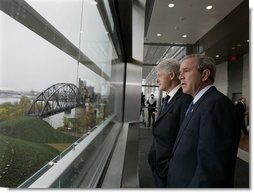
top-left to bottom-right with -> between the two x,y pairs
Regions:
19,114 -> 116,188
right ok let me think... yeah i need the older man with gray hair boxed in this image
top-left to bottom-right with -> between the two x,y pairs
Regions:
147,58 -> 192,187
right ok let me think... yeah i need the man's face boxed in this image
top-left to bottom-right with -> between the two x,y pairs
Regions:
156,69 -> 171,92
179,57 -> 203,97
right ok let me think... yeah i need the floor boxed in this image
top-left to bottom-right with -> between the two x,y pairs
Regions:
239,133 -> 249,152
138,124 -> 249,188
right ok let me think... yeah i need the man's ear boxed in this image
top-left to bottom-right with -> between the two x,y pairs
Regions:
201,69 -> 210,81
169,72 -> 175,80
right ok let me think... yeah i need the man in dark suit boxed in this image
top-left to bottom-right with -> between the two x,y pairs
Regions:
147,58 -> 192,187
167,54 -> 241,188
235,97 -> 249,135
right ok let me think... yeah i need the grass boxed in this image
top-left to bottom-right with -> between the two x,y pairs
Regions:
0,116 -> 79,187
0,134 -> 60,187
0,116 -> 78,143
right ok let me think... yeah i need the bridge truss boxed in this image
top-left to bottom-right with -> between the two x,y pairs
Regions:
27,83 -> 85,118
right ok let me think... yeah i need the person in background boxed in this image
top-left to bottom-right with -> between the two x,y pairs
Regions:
146,93 -> 157,127
167,54 -> 241,188
140,92 -> 146,123
147,58 -> 192,187
235,97 -> 249,135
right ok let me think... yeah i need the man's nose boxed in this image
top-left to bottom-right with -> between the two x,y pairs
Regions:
179,73 -> 183,80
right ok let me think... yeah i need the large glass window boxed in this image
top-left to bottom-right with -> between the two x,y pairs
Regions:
0,0 -> 123,188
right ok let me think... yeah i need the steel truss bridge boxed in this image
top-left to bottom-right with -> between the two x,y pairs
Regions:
27,83 -> 85,118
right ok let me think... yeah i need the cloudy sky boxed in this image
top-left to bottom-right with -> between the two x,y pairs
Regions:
0,0 -> 112,95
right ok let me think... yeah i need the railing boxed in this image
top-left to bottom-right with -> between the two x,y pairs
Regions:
18,114 -> 120,188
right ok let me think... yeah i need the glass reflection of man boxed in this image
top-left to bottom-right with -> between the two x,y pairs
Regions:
140,92 -> 146,123
146,93 -> 156,127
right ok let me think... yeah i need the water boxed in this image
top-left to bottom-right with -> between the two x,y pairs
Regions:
0,97 -> 21,104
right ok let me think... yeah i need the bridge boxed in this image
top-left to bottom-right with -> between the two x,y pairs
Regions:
27,83 -> 86,118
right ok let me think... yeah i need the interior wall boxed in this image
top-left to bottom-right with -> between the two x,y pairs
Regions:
124,0 -> 146,122
214,61 -> 228,95
214,53 -> 249,106
111,61 -> 125,122
242,53 -> 250,110
124,63 -> 143,122
228,55 -> 243,101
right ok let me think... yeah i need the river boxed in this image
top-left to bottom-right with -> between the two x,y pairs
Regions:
0,97 -> 21,104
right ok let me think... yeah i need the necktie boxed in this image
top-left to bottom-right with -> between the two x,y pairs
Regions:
160,95 -> 170,114
185,101 -> 194,117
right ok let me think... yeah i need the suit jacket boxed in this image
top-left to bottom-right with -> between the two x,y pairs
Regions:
235,101 -> 246,130
148,87 -> 193,178
167,86 -> 241,188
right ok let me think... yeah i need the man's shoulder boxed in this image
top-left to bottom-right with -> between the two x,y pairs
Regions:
174,93 -> 193,106
199,88 -> 234,109
208,88 -> 231,102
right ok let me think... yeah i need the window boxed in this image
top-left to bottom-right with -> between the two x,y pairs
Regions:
0,0 -> 124,187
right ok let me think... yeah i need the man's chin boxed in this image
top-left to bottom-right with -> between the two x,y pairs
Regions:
182,88 -> 189,94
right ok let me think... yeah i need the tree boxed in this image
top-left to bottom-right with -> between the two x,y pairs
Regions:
15,96 -> 31,118
0,107 -> 11,121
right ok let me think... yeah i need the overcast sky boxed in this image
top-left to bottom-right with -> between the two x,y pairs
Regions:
0,0 -> 112,95
1,0 -> 253,95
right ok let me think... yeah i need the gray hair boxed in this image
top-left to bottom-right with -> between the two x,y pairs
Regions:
156,58 -> 180,77
181,54 -> 216,83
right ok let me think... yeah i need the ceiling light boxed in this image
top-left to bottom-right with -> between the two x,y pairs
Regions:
206,5 -> 213,10
247,39 -> 249,42
215,55 -> 220,58
157,33 -> 161,37
182,34 -> 187,38
168,3 -> 174,8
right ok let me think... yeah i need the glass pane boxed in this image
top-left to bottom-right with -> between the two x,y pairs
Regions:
25,0 -> 83,47
0,0 -> 122,188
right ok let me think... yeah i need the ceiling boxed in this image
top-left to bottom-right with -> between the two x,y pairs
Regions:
142,0 -> 249,79
145,0 -> 245,44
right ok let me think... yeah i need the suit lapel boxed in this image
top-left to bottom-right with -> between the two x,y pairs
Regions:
156,88 -> 182,122
171,86 -> 217,154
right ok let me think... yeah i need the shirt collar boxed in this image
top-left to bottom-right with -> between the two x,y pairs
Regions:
193,84 -> 213,104
166,84 -> 181,102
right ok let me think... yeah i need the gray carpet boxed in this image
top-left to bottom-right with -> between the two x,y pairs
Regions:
138,125 -> 249,188
138,125 -> 155,188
